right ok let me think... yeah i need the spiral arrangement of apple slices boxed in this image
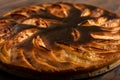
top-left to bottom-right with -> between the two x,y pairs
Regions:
0,2 -> 120,72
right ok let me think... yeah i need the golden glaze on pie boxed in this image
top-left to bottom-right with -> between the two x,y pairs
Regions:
0,2 -> 120,73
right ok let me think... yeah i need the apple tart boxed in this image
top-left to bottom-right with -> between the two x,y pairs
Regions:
0,2 -> 120,79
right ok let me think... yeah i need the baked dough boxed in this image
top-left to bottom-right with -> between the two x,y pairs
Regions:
0,2 -> 120,79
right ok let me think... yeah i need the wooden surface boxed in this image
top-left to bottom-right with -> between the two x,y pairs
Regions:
0,0 -> 120,80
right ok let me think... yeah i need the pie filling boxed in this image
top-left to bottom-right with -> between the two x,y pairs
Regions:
0,2 -> 120,72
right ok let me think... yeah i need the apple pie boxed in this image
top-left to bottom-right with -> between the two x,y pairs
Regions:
0,2 -> 120,79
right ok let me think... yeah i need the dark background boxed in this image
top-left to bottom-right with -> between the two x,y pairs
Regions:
0,0 -> 120,80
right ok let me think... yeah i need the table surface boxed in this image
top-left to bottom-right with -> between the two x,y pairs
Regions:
0,0 -> 120,80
